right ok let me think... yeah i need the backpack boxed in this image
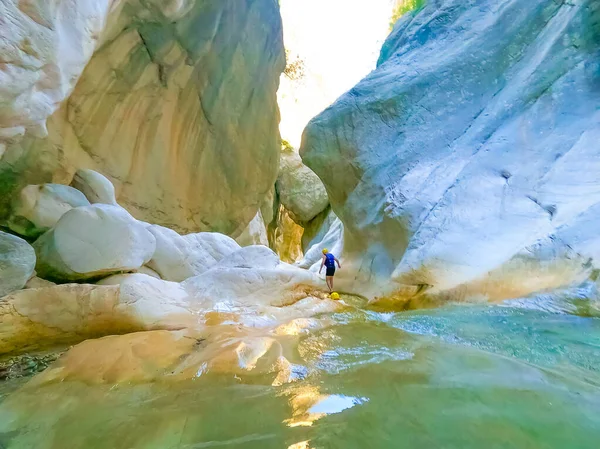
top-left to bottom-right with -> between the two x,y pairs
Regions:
325,253 -> 335,268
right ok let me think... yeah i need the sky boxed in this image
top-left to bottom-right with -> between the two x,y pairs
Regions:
278,0 -> 396,147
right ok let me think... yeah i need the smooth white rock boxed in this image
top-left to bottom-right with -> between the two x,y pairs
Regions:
136,266 -> 162,279
183,263 -> 322,308
0,1 -> 116,146
34,204 -> 156,281
216,245 -> 280,270
298,217 -> 345,271
236,211 -> 269,247
146,226 -> 241,282
0,232 -> 36,297
70,169 -> 117,205
8,184 -> 90,237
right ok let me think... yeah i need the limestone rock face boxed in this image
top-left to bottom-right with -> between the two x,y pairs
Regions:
147,226 -> 241,282
277,148 -> 329,224
70,169 -> 117,205
8,184 -> 90,237
298,215 -> 344,271
0,281 -> 194,354
236,211 -> 269,247
0,0 -> 285,235
0,232 -> 36,297
0,1 -> 116,153
301,0 -> 600,301
34,204 -> 156,281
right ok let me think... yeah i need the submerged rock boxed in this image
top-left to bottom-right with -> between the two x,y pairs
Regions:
69,169 -> 117,205
7,184 -> 90,238
146,226 -> 241,282
301,0 -> 600,301
0,352 -> 64,381
0,232 -> 36,298
34,204 -> 156,282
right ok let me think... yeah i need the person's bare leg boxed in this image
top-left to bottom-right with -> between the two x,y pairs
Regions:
326,276 -> 333,292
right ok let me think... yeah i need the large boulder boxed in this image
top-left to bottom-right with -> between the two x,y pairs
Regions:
276,147 -> 329,224
146,226 -> 241,282
301,0 -> 600,301
0,0 -> 285,235
7,184 -> 90,237
0,232 -> 36,297
34,204 -> 156,282
69,169 -> 117,205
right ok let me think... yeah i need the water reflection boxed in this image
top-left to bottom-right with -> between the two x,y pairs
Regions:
284,385 -> 368,427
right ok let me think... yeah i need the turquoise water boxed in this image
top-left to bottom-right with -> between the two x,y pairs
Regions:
0,291 -> 599,448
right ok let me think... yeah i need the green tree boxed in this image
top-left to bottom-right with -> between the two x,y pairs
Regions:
283,49 -> 306,81
389,0 -> 425,30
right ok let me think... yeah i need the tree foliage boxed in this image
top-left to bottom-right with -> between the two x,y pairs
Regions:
389,0 -> 425,30
283,49 -> 306,81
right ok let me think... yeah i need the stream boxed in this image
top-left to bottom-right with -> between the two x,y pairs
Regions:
0,286 -> 599,449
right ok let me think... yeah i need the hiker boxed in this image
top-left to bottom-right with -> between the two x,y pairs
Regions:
319,248 -> 341,293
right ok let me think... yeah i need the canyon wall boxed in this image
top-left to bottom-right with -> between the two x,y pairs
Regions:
0,0 -> 285,235
301,0 -> 600,301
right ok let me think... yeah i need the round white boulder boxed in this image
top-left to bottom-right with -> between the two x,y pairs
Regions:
8,184 -> 90,237
34,205 -> 156,281
0,232 -> 36,298
70,169 -> 117,205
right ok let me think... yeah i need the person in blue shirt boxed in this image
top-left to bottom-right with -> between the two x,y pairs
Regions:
319,248 -> 341,293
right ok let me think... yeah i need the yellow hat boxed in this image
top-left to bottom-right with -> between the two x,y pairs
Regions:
322,248 -> 329,254
330,292 -> 340,300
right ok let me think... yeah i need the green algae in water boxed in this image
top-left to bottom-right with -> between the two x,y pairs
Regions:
0,301 -> 599,449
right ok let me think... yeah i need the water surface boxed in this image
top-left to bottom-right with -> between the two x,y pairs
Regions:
0,293 -> 599,449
